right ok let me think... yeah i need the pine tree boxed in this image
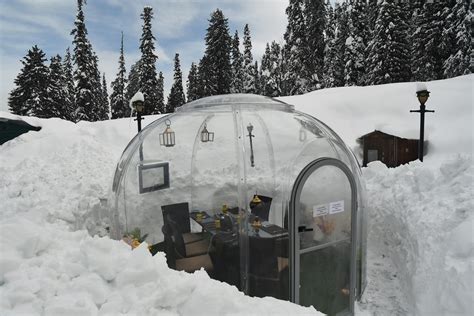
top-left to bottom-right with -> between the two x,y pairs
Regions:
243,24 -> 255,93
411,1 -> 445,81
138,6 -> 160,115
253,61 -> 261,95
110,32 -> 129,119
45,55 -> 68,119
197,55 -> 211,97
125,60 -> 142,108
187,62 -> 200,102
167,53 -> 186,113
99,73 -> 109,120
8,45 -> 49,117
201,9 -> 232,95
63,47 -> 76,121
366,0 -> 411,85
284,0 -> 310,94
230,30 -> 244,93
344,0 -> 370,86
157,71 -> 165,114
71,0 -> 102,121
443,0 -> 471,78
323,2 -> 337,88
332,2 -> 349,87
304,0 -> 326,90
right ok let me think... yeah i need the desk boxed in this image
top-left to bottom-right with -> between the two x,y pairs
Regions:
190,210 -> 289,297
189,211 -> 287,239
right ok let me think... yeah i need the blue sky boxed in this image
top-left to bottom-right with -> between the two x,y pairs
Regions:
0,0 -> 295,112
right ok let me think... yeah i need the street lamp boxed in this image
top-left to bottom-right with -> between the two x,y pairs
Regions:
131,91 -> 145,133
410,85 -> 435,162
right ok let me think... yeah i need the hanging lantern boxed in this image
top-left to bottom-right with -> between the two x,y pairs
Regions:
201,123 -> 214,143
159,119 -> 175,147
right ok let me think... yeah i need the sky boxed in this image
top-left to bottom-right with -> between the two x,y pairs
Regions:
0,0 -> 294,112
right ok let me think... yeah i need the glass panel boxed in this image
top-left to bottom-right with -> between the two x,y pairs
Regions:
300,242 -> 351,315
367,149 -> 378,163
298,166 -> 352,250
298,164 -> 352,315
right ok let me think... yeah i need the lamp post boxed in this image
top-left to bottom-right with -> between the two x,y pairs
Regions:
410,88 -> 435,162
131,92 -> 145,133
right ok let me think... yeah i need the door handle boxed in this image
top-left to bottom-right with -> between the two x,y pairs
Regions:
298,226 -> 313,233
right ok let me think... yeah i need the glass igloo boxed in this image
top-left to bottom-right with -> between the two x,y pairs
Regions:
109,94 -> 367,315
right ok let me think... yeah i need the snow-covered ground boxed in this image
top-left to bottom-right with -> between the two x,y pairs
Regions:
0,75 -> 472,315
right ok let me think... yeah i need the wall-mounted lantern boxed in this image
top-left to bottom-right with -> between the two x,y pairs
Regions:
201,124 -> 214,143
159,119 -> 175,147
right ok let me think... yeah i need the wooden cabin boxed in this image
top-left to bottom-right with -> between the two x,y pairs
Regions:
358,130 -> 420,167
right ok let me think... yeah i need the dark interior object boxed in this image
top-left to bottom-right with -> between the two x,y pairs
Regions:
162,217 -> 213,273
0,118 -> 41,145
247,235 -> 288,300
162,202 -> 205,244
249,195 -> 272,221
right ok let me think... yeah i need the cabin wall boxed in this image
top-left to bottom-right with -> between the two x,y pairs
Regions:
361,133 -> 419,167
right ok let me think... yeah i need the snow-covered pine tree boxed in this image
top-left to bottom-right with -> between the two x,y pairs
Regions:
157,71 -> 165,114
8,45 -> 49,117
45,55 -> 67,119
284,0 -> 310,94
332,2 -> 350,87
197,55 -> 211,97
71,0 -> 102,121
138,6 -> 161,115
322,1 -> 336,88
125,60 -> 141,109
443,0 -> 471,78
411,1 -> 445,81
260,43 -> 272,96
230,30 -> 244,93
366,0 -> 411,85
344,0 -> 369,86
63,47 -> 76,122
99,73 -> 109,120
304,0 -> 326,90
243,24 -> 256,93
187,62 -> 200,102
167,53 -> 186,113
202,9 -> 232,95
253,60 -> 261,95
110,32 -> 129,119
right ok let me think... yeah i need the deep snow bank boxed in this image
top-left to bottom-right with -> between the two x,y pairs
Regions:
363,155 -> 473,315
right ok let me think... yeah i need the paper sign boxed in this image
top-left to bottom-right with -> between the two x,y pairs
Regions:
313,204 -> 329,217
329,201 -> 345,214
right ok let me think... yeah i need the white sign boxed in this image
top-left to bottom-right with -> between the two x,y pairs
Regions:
329,200 -> 345,214
313,204 -> 329,217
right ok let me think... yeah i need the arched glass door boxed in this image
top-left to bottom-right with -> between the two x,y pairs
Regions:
290,158 -> 357,315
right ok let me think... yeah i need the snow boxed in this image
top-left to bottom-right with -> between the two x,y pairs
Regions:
415,82 -> 428,93
129,91 -> 144,109
1,74 -> 473,315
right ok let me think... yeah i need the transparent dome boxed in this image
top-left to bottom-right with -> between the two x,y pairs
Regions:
109,94 -> 367,314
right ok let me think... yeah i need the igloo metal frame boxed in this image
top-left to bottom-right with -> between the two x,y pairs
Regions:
109,94 -> 367,315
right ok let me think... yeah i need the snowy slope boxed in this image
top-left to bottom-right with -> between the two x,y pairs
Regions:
0,75 -> 472,315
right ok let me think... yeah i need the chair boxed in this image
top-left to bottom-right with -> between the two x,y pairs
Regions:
250,195 -> 272,221
248,235 -> 287,299
162,202 -> 205,244
163,219 -> 213,273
